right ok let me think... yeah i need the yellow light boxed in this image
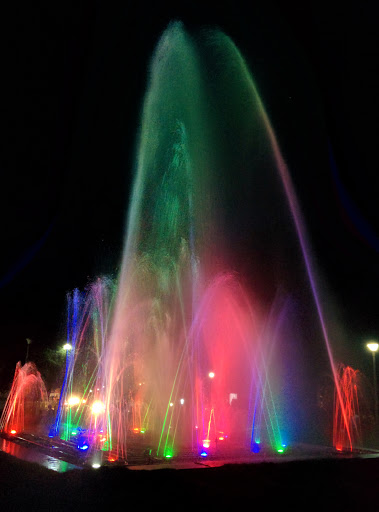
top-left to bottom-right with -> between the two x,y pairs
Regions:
63,343 -> 72,351
67,396 -> 80,406
10,429 -> 16,434
203,439 -> 211,448
91,401 -> 105,415
367,342 -> 379,352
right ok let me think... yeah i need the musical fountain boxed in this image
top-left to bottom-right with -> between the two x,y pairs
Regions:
1,22 -> 361,467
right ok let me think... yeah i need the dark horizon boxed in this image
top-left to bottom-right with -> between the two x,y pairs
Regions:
0,1 -> 377,389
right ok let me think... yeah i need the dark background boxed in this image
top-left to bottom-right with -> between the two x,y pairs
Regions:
0,0 -> 377,388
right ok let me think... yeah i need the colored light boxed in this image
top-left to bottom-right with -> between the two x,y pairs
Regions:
200,451 -> 208,457
202,439 -> 210,448
91,401 -> 105,415
10,429 -> 16,434
169,402 -> 174,407
78,444 -> 89,451
277,449 -> 284,453
63,343 -> 72,351
252,442 -> 260,453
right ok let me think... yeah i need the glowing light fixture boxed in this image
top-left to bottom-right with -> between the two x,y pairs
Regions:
68,396 -> 80,406
91,401 -> 105,415
92,463 -> 101,469
63,343 -> 72,351
180,398 -> 185,405
367,342 -> 379,352
10,429 -> 16,435
202,439 -> 211,449
208,372 -> 215,379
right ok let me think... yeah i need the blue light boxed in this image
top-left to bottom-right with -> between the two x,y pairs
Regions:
200,451 -> 208,457
252,442 -> 261,453
78,444 -> 89,451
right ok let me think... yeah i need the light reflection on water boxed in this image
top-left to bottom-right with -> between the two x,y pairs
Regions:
0,437 -> 80,472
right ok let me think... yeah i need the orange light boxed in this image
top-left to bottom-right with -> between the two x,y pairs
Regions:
10,429 -> 16,435
203,439 -> 210,448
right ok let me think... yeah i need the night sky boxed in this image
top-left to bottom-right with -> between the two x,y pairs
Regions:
1,1 -> 378,388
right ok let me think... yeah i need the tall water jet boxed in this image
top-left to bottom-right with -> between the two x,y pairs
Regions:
333,365 -> 361,451
102,22 -> 299,460
51,21 -> 341,461
104,24 -> 219,458
51,277 -> 115,447
0,362 -> 47,435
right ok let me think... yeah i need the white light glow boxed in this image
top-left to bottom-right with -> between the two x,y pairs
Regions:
68,396 -> 80,406
91,401 -> 105,415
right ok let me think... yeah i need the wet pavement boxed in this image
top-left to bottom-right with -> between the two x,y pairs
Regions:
0,436 -> 80,472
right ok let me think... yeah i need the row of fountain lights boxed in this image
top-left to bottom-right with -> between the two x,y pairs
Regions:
10,342 -> 377,465
64,344 -> 220,458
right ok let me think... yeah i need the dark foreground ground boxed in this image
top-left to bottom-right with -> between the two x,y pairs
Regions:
1,451 -> 379,511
